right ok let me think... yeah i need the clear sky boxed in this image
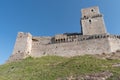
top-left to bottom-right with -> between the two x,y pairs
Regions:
0,0 -> 120,64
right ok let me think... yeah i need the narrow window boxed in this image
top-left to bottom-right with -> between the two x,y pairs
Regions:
18,51 -> 20,53
89,19 -> 92,24
91,9 -> 94,12
84,16 -> 86,18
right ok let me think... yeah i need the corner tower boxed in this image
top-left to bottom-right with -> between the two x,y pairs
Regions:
81,6 -> 107,35
12,32 -> 32,56
8,32 -> 32,62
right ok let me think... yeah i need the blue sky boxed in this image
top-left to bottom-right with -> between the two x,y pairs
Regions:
0,0 -> 120,64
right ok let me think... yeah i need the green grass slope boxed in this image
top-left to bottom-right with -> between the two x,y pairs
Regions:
0,55 -> 120,80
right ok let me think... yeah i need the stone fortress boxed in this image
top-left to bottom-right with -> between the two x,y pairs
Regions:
8,6 -> 120,62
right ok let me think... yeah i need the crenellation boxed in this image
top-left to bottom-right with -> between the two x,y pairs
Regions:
81,6 -> 100,18
81,14 -> 103,20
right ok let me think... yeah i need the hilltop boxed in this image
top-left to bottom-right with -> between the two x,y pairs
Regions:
0,55 -> 120,80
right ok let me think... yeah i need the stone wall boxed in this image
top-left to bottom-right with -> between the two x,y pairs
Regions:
109,35 -> 120,52
30,36 -> 112,57
8,33 -> 120,62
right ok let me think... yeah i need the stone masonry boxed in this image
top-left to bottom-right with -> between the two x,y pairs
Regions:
7,6 -> 120,62
81,6 -> 107,35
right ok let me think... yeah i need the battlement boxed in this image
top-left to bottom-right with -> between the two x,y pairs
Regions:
17,32 -> 32,38
32,34 -> 118,44
81,14 -> 102,20
81,6 -> 100,18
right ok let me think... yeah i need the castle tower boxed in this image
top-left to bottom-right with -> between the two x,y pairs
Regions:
81,6 -> 107,35
8,32 -> 32,62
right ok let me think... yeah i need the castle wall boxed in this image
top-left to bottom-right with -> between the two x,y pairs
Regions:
8,33 -> 120,63
32,36 -> 51,44
30,36 -> 52,57
30,37 -> 111,57
109,35 -> 120,52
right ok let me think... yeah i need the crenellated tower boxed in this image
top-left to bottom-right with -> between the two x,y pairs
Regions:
81,6 -> 107,35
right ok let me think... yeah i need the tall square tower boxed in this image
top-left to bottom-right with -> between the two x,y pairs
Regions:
81,6 -> 107,35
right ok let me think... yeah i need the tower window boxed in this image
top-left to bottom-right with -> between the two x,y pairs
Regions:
91,9 -> 95,12
84,16 -> 86,18
19,35 -> 22,38
89,19 -> 92,24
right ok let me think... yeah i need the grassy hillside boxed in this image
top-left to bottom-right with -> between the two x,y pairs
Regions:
0,55 -> 120,80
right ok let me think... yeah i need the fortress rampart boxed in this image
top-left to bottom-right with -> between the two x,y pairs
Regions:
7,6 -> 120,62
8,33 -> 120,62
